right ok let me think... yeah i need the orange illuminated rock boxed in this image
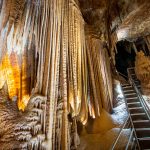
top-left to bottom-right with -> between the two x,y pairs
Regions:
135,51 -> 150,96
0,52 -> 30,111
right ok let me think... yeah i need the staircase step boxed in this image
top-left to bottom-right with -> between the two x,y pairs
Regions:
128,69 -> 135,74
131,113 -> 146,116
131,75 -> 137,80
127,102 -> 140,105
131,73 -> 136,75
131,74 -> 136,77
135,128 -> 150,131
125,94 -> 137,99
135,82 -> 140,86
126,98 -> 139,103
129,107 -> 145,114
133,120 -> 149,123
131,114 -> 148,121
122,86 -> 133,90
139,139 -> 150,149
134,80 -> 140,83
134,121 -> 150,128
128,68 -> 134,70
138,137 -> 150,140
137,85 -> 141,88
126,97 -> 138,101
122,84 -> 131,87
124,90 -> 135,94
124,92 -> 137,95
136,129 -> 150,138
128,103 -> 141,108
129,107 -> 143,110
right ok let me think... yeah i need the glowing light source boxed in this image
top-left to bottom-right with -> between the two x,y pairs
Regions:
117,28 -> 129,41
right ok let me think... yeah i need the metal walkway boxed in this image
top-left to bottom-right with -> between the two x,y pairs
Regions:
112,68 -> 150,150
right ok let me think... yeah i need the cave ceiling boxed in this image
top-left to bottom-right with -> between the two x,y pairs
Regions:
78,0 -> 149,40
117,2 -> 150,41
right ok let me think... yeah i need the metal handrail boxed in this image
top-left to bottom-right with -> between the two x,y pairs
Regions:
111,108 -> 138,150
121,77 -> 140,149
111,116 -> 130,150
117,71 -> 128,79
127,67 -> 150,120
111,68 -> 142,150
111,78 -> 139,149
133,82 -> 150,120
125,129 -> 134,150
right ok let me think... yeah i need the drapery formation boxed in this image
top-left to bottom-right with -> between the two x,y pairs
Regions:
0,0 -> 113,149
0,0 -> 38,110
86,31 -> 113,118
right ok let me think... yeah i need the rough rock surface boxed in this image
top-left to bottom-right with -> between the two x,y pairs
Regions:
0,83 -> 47,149
135,51 -> 150,96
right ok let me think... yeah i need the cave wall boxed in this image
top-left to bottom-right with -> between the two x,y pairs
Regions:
135,51 -> 150,96
0,0 -> 114,149
117,2 -> 150,41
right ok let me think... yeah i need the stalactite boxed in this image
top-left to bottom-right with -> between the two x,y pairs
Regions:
78,21 -> 88,125
0,0 -> 114,149
85,28 -> 113,114
68,0 -> 86,117
86,36 -> 101,117
61,0 -> 69,149
111,32 -> 118,65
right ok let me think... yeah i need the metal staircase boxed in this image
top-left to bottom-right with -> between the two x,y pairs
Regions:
111,68 -> 150,150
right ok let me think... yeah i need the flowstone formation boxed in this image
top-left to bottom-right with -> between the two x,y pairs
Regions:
135,51 -> 150,96
0,83 -> 47,150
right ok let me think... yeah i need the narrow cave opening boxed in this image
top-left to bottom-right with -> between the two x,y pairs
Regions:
115,40 -> 136,79
115,38 -> 149,79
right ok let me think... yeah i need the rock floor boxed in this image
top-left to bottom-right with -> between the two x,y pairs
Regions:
78,80 -> 130,150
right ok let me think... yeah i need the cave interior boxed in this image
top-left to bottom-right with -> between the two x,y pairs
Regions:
0,0 -> 150,149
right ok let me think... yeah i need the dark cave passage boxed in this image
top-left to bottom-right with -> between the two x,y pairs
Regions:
115,40 -> 136,79
115,38 -> 149,79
